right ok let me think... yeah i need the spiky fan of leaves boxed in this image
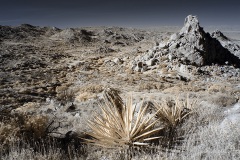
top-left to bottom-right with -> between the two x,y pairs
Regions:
85,88 -> 163,148
154,96 -> 195,128
153,95 -> 196,147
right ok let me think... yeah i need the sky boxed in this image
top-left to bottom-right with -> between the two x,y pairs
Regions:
0,0 -> 240,28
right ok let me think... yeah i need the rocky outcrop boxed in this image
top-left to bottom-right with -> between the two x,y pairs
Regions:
212,30 -> 240,59
132,15 -> 240,72
167,15 -> 240,66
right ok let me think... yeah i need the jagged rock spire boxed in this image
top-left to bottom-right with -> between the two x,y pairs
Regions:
180,15 -> 201,34
167,15 -> 240,67
132,15 -> 240,72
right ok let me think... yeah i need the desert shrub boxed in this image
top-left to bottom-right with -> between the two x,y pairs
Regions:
80,84 -> 104,93
0,113 -> 87,159
138,81 -> 164,91
56,84 -> 75,102
207,83 -> 232,93
0,121 -> 20,152
0,107 -> 12,121
1,113 -> 50,146
23,115 -> 49,138
85,88 -> 163,148
153,95 -> 196,147
74,84 -> 104,102
75,92 -> 97,102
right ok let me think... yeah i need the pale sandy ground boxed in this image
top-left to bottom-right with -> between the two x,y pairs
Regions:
1,25 -> 239,119
1,24 -> 240,159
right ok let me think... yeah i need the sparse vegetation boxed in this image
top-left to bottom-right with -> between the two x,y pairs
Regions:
75,92 -> 97,102
85,88 -> 163,148
138,81 -> 164,91
1,90 -> 240,159
1,17 -> 240,160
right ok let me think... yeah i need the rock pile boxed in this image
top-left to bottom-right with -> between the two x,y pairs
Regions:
132,15 -> 240,72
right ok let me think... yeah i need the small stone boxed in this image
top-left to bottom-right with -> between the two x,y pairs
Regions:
170,33 -> 180,41
146,58 -> 156,66
113,58 -> 123,64
159,43 -> 168,49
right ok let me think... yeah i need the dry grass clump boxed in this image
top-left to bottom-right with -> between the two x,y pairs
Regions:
169,102 -> 240,160
180,124 -> 240,160
75,92 -> 97,102
85,88 -> 163,148
180,81 -> 206,92
0,114 -> 49,155
56,83 -> 103,103
0,138 -> 88,160
23,115 -> 49,138
74,84 -> 104,102
207,83 -> 232,93
85,145 -> 167,160
1,113 -> 49,142
138,81 -> 164,91
56,85 -> 75,102
159,68 -> 168,75
0,107 -> 11,121
80,83 -> 104,93
0,121 -> 20,151
0,111 -> 87,159
1,141 -> 62,160
207,93 -> 238,107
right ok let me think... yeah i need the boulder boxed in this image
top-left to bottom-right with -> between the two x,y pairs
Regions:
146,58 -> 158,66
220,103 -> 240,131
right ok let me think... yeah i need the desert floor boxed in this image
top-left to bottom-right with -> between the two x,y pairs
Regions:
0,23 -> 240,159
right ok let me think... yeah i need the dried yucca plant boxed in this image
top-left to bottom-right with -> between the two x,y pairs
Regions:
154,95 -> 196,146
85,88 -> 163,148
154,96 -> 195,128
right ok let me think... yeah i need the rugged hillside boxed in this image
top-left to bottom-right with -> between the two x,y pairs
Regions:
1,15 -> 240,115
0,25 -> 167,109
0,15 -> 240,160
